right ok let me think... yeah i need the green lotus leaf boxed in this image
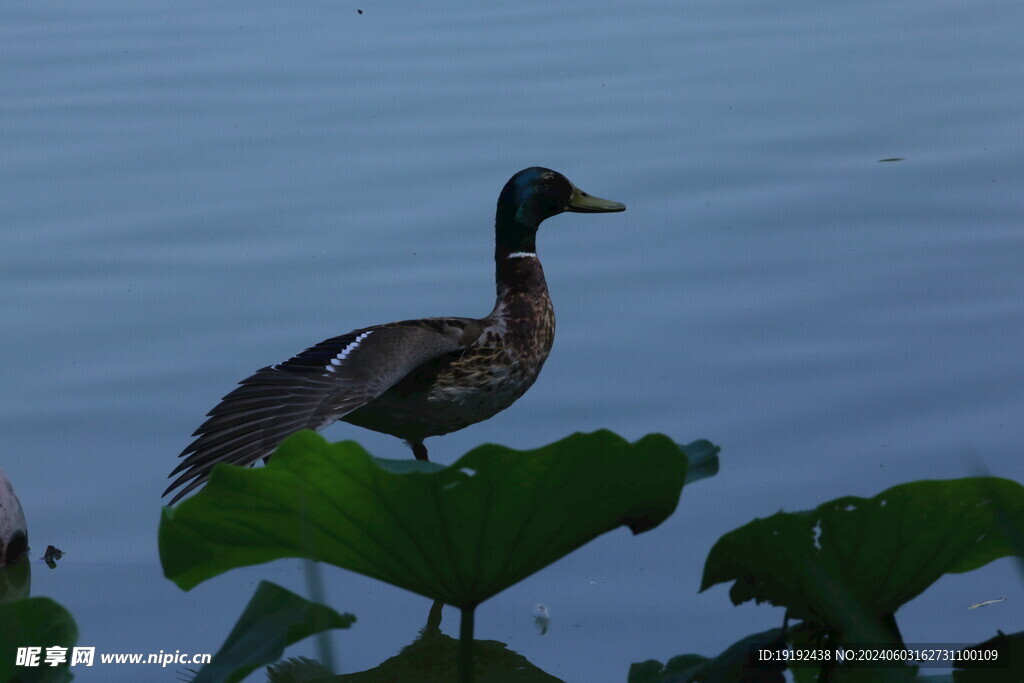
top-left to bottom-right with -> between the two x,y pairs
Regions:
330,626 -> 566,682
628,628 -> 786,683
161,430 -> 715,607
701,477 -> 1024,642
953,630 -> 1023,682
0,596 -> 77,683
679,439 -> 719,486
192,580 -> 354,683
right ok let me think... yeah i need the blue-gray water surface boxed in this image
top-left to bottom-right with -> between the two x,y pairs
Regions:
3,0 -> 1023,681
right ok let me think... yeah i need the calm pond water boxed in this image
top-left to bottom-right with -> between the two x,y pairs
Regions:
4,0 -> 1023,680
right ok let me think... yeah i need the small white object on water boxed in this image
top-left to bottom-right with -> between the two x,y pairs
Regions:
967,598 -> 1006,609
533,603 -> 550,635
0,468 -> 29,567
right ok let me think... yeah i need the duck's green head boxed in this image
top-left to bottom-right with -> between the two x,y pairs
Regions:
496,167 -> 625,252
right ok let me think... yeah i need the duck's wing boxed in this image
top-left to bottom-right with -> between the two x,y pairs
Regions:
165,317 -> 484,503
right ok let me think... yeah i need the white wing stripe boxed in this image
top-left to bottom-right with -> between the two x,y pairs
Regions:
326,330 -> 374,371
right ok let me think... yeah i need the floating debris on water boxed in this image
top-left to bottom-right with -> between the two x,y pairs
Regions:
533,603 -> 550,635
42,545 -> 64,569
967,597 -> 1006,609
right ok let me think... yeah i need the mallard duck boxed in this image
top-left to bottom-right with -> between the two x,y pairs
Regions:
165,167 -> 625,503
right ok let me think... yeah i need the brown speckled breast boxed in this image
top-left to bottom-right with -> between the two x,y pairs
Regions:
342,257 -> 554,442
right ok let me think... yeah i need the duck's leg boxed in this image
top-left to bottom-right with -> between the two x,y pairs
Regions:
407,440 -> 445,628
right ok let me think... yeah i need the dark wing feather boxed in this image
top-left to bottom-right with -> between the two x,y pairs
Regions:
165,318 -> 481,503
